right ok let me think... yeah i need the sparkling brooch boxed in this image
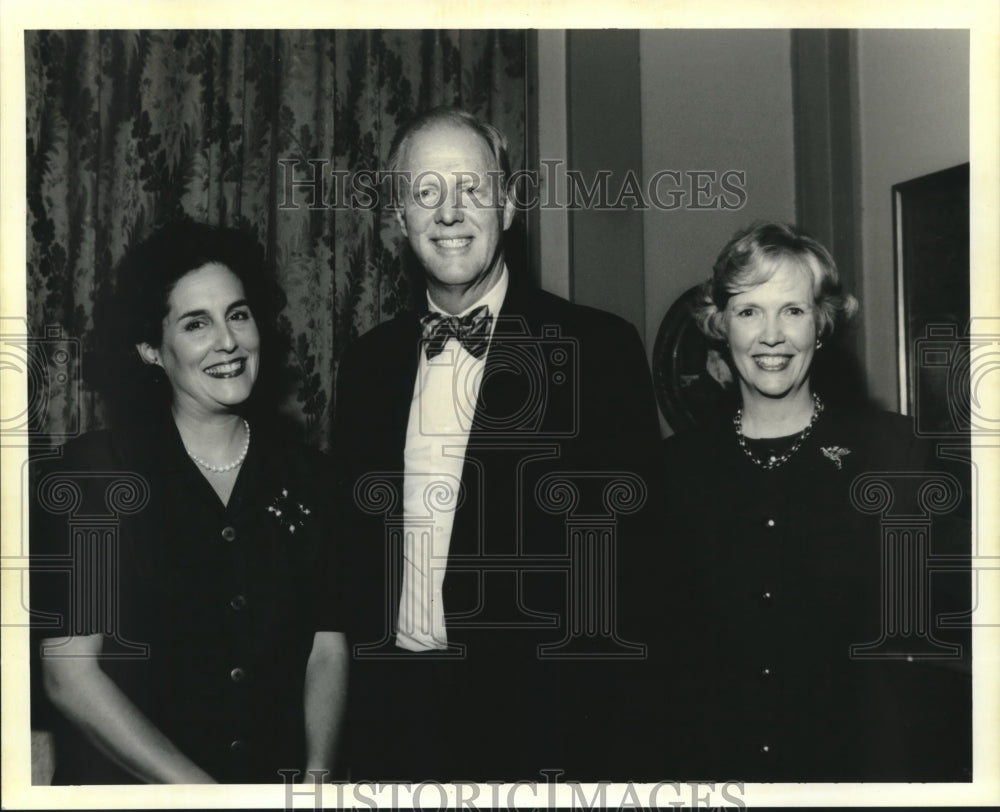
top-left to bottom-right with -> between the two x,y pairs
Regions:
267,487 -> 312,534
820,446 -> 852,470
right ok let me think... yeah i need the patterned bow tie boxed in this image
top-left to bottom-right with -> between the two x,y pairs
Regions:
420,305 -> 493,360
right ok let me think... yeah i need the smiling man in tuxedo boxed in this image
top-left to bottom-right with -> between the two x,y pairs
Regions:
334,108 -> 660,781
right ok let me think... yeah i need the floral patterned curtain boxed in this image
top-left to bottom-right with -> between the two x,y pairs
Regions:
26,30 -> 527,449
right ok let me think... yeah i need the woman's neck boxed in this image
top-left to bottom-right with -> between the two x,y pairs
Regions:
171,406 -> 246,462
739,386 -> 816,439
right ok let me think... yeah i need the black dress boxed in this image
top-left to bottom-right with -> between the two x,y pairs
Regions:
656,407 -> 971,781
31,414 -> 339,784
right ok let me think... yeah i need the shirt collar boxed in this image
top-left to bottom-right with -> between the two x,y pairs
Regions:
426,265 -> 509,319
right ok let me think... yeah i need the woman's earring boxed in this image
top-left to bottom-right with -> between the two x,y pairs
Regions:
136,343 -> 161,367
815,339 -> 823,350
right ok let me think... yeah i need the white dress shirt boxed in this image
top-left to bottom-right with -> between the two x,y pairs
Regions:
395,268 -> 509,651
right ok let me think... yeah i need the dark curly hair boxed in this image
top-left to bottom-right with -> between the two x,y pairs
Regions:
93,220 -> 288,423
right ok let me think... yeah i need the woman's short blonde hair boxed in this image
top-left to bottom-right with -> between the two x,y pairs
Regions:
693,221 -> 859,342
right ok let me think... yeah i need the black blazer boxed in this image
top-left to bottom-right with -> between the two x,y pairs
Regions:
333,274 -> 661,780
656,407 -> 971,781
30,414 -> 338,783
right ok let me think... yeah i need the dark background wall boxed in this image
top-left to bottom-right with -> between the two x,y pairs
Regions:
537,29 -> 969,433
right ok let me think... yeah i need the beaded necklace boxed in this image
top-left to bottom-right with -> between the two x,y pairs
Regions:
187,418 -> 251,473
734,394 -> 823,470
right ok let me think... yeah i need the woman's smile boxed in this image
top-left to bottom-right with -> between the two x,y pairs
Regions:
751,353 -> 793,371
204,357 -> 249,378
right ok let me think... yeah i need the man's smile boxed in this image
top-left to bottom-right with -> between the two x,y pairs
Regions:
432,237 -> 473,250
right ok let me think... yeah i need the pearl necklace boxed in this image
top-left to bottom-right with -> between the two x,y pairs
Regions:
187,419 -> 251,473
734,394 -> 823,470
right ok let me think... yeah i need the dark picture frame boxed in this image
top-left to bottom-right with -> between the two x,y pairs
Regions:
892,163 -> 970,434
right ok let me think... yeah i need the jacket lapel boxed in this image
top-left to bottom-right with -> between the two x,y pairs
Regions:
382,314 -> 424,622
447,280 -> 547,566
377,313 -> 424,474
470,279 -> 539,439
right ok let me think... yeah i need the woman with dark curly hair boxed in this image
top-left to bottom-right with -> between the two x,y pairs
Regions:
658,221 -> 970,781
32,221 -> 346,783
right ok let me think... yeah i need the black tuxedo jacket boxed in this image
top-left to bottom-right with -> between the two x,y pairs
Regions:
333,275 -> 660,780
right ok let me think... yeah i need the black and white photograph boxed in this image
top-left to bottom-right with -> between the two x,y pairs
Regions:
2,1 -> 998,809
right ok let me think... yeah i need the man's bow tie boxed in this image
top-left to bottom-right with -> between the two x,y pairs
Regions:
420,305 -> 493,360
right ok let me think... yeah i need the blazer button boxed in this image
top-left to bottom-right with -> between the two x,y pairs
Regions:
761,744 -> 771,754
765,518 -> 776,528
230,739 -> 245,752
761,666 -> 772,677
221,526 -> 237,542
230,595 -> 247,611
230,667 -> 246,683
761,591 -> 773,604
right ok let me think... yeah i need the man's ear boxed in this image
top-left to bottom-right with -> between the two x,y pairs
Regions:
502,193 -> 515,232
394,207 -> 408,237
136,342 -> 161,367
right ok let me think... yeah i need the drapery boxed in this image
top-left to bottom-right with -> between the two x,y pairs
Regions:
26,29 -> 526,448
